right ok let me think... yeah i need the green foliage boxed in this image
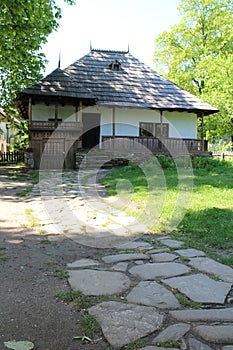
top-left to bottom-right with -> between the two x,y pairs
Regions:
0,0 -> 75,146
154,0 -> 233,142
0,0 -> 75,106
191,156 -> 232,170
209,140 -> 233,152
156,154 -> 176,168
9,119 -> 29,151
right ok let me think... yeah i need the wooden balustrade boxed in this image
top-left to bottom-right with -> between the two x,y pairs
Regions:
102,136 -> 208,153
29,121 -> 82,131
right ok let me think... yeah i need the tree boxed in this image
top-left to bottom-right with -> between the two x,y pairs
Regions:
154,0 -> 233,143
0,0 -> 75,148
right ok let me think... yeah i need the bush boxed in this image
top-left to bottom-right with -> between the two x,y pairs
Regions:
156,154 -> 175,168
192,157 -> 232,171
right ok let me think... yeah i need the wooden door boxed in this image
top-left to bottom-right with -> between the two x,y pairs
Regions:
41,138 -> 65,169
82,113 -> 100,149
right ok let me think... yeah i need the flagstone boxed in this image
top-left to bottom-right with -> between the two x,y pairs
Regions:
159,239 -> 183,248
126,281 -> 180,309
163,273 -> 231,304
152,323 -> 190,342
116,241 -> 153,250
188,257 -> 233,282
151,252 -> 178,262
170,307 -> 233,322
175,248 -> 206,258
193,325 -> 233,344
188,338 -> 214,350
68,269 -> 131,295
102,253 -> 149,264
67,258 -> 99,268
147,248 -> 170,254
88,301 -> 164,348
129,262 -> 190,280
111,262 -> 129,272
139,347 -> 179,350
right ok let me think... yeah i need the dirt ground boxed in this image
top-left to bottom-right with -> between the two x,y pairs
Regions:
0,166 -> 114,350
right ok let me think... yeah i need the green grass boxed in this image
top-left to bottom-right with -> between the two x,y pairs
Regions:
53,268 -> 69,279
176,293 -> 203,309
55,290 -> 111,310
0,253 -> 6,262
78,314 -> 101,337
155,340 -> 180,348
100,157 -> 233,265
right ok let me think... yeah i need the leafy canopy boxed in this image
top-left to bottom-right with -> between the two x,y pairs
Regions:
154,0 -> 233,142
0,0 -> 75,149
0,0 -> 75,112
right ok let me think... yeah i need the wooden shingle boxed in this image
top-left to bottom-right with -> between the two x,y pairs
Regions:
65,49 -> 218,115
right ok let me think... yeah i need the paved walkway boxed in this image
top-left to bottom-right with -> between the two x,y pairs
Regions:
26,170 -> 233,350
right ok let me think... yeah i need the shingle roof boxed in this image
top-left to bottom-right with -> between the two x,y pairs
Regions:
18,68 -> 97,101
64,49 -> 218,115
16,49 -> 218,117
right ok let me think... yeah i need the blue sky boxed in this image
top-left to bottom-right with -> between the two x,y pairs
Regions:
42,0 -> 181,74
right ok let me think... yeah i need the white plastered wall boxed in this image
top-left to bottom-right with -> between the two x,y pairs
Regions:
83,106 -> 197,142
32,103 -> 76,121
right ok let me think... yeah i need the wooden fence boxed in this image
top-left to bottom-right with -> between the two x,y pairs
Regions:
212,151 -> 233,160
0,151 -> 24,165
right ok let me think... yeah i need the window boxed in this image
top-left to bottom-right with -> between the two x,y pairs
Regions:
155,123 -> 169,138
139,122 -> 169,138
109,60 -> 121,71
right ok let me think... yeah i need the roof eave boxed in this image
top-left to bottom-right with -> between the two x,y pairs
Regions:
96,101 -> 219,115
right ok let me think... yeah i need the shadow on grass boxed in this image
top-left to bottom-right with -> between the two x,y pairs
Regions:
177,207 -> 233,250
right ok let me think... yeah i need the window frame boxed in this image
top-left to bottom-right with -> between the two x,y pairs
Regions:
139,122 -> 169,138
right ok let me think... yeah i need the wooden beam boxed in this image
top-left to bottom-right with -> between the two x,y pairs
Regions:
28,97 -> 32,122
112,107 -> 116,137
55,102 -> 58,125
201,112 -> 205,151
75,105 -> 78,122
79,100 -> 83,123
160,110 -> 163,137
78,100 -> 83,149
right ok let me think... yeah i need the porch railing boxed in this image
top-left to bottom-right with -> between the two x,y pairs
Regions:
29,121 -> 82,131
102,136 -> 208,153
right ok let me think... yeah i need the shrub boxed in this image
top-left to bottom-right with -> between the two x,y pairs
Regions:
192,157 -> 232,171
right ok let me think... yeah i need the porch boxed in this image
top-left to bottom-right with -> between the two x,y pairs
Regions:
101,136 -> 208,155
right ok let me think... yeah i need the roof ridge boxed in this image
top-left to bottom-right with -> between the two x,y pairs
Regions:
91,48 -> 129,54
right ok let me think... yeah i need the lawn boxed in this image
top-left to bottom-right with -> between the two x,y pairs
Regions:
100,156 -> 233,266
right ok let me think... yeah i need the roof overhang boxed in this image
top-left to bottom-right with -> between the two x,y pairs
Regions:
15,93 -> 98,119
95,102 -> 219,116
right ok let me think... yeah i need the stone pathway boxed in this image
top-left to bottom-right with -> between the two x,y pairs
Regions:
25,170 -> 233,349
27,169 -> 148,248
66,244 -> 233,349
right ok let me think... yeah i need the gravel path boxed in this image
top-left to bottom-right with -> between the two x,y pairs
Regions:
0,166 -> 112,350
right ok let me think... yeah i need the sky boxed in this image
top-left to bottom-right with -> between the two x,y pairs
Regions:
42,0 -> 181,75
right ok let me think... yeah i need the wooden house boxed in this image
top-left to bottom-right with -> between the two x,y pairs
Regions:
15,49 -> 218,169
